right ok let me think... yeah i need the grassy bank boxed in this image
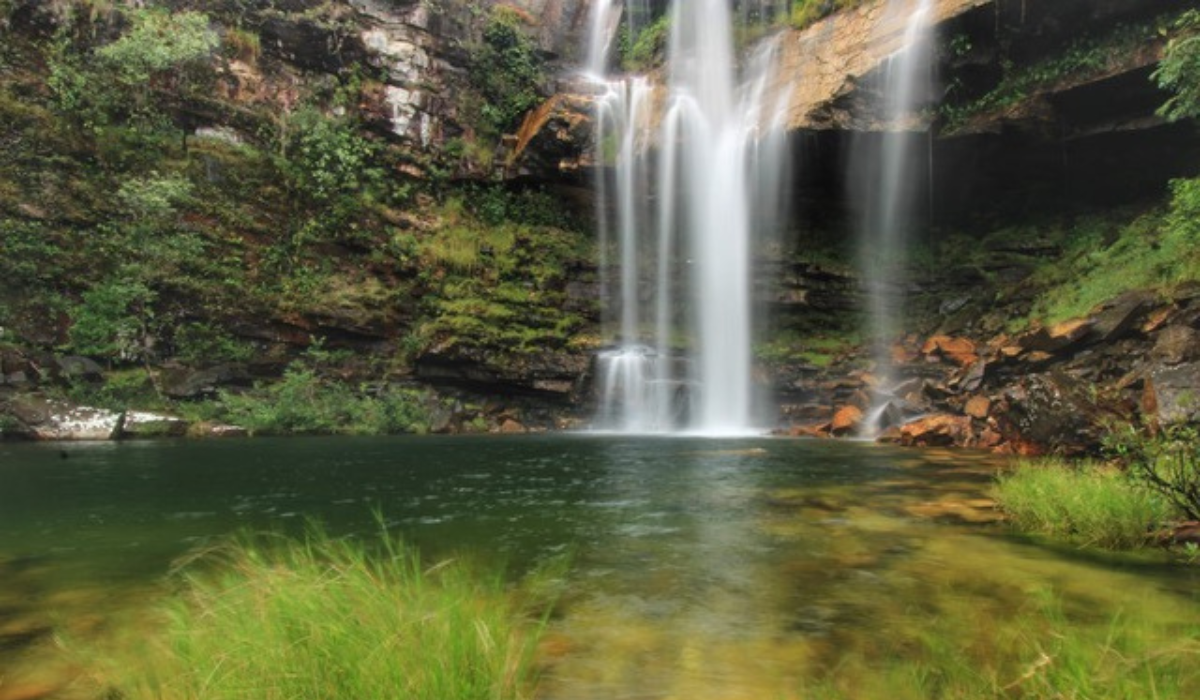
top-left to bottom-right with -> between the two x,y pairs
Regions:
991,459 -> 1175,549
85,529 -> 556,700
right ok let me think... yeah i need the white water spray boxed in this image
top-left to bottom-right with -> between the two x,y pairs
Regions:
859,0 -> 935,436
589,1 -> 791,435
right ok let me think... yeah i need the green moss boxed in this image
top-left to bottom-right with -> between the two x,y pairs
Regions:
1025,188 -> 1200,326
789,0 -> 866,31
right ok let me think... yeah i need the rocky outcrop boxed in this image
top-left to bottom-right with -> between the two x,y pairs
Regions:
2,395 -> 123,441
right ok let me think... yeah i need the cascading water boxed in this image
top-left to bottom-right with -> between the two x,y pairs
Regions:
856,0 -> 935,436
589,1 -> 790,435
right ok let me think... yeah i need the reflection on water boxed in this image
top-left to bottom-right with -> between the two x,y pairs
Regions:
0,437 -> 1197,698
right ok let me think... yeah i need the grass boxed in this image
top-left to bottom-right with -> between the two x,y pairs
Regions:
86,527 -> 557,700
991,459 -> 1174,549
802,586 -> 1200,699
1024,184 -> 1200,326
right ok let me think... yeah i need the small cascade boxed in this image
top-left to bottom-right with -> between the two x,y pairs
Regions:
584,0 -> 622,79
588,0 -> 791,435
857,0 -> 936,437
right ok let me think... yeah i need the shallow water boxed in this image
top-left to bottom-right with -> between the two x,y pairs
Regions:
0,436 -> 1196,698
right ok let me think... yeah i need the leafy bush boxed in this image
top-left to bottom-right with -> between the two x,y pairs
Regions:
623,14 -> 670,71
1153,9 -> 1200,122
944,18 -> 1164,129
217,367 -> 436,436
172,322 -> 253,365
69,277 -> 157,360
1107,425 -> 1200,521
468,8 -> 545,136
992,459 -> 1173,549
98,9 -> 218,86
87,528 -> 554,700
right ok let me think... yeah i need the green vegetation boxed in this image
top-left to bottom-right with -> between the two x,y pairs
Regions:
991,459 -> 1173,549
87,528 -> 556,700
756,325 -> 862,369
214,368 -> 437,436
1023,191 -> 1200,326
943,18 -> 1169,130
802,586 -> 1200,699
790,0 -> 865,31
1153,9 -> 1200,122
414,188 -> 592,358
468,7 -> 546,137
1108,424 -> 1200,521
621,15 -> 671,72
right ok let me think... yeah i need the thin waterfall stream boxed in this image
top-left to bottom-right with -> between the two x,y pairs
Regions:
858,0 -> 936,436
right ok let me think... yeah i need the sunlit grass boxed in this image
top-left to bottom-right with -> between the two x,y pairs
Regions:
991,459 -> 1175,549
802,586 -> 1200,699
85,528 -> 557,700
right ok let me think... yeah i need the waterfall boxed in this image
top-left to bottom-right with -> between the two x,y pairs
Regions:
589,1 -> 791,435
857,0 -> 935,436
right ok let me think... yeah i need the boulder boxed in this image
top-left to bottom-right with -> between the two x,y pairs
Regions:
964,395 -> 992,419
897,414 -> 971,447
997,373 -> 1125,455
1014,318 -> 1093,355
1089,291 -> 1155,343
921,335 -> 978,367
160,364 -> 252,399
1150,325 -> 1200,366
186,422 -> 250,439
120,412 -> 189,439
498,418 -> 527,434
54,356 -> 104,381
6,396 -> 122,441
830,405 -> 864,436
1146,362 -> 1200,425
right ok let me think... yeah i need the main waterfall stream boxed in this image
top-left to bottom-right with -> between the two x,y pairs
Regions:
592,0 -> 791,435
1,437 -> 1196,698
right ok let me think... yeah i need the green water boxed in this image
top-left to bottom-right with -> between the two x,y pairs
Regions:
1,436 -> 1197,699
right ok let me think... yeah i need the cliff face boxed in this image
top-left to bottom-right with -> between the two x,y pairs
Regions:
1,0 -> 1197,444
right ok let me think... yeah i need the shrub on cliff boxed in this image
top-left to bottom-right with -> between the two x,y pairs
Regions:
1154,9 -> 1200,122
468,7 -> 545,137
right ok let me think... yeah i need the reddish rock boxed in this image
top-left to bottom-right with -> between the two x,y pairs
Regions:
1015,318 -> 1093,355
498,419 -> 527,434
830,405 -> 864,436
921,335 -> 978,367
1023,351 -> 1055,366
976,427 -> 1005,449
899,414 -> 971,447
1166,522 -> 1200,546
965,396 -> 992,419
1142,306 -> 1175,334
788,424 -> 828,438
